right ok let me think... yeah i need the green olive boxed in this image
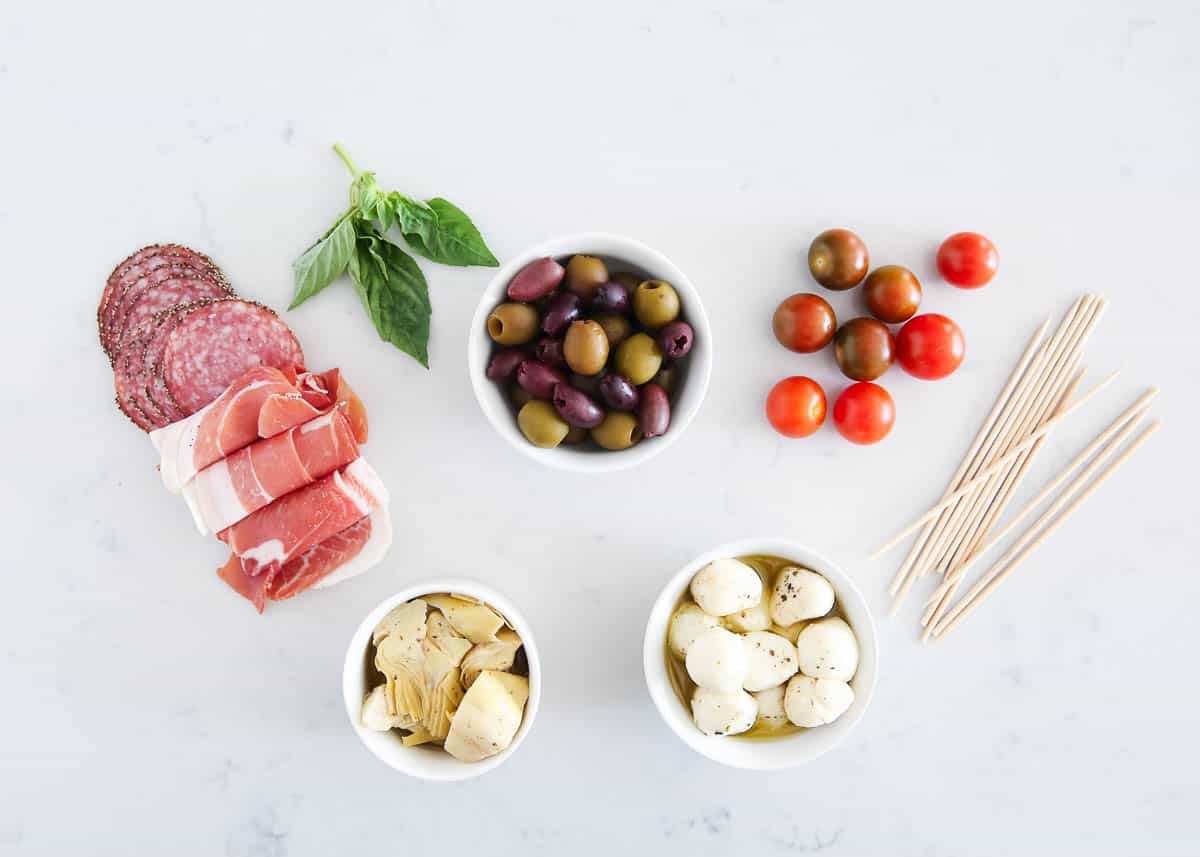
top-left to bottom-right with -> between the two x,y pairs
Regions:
565,255 -> 609,299
510,384 -> 535,409
563,320 -> 610,376
633,280 -> 681,329
487,302 -> 539,345
517,400 -> 569,448
614,332 -> 663,385
609,271 -> 642,291
562,424 -> 589,445
595,314 -> 632,348
591,411 -> 642,450
651,365 -> 678,394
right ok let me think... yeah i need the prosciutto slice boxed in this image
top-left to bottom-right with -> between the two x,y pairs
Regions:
150,366 -> 308,493
182,406 -> 360,534
217,458 -> 388,579
216,508 -> 392,612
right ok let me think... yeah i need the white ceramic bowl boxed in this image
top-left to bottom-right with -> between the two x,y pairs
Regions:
468,232 -> 712,473
643,537 -> 878,770
343,578 -> 541,781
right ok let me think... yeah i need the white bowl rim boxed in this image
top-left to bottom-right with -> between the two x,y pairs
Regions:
642,537 -> 879,770
467,231 -> 713,474
342,577 -> 541,781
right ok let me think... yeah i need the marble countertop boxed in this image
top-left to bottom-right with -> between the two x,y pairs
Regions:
3,1 -> 1198,854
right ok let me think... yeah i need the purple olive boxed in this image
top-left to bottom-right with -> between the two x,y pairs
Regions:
507,257 -> 565,302
551,383 -> 604,429
534,337 -> 567,368
591,282 -> 630,314
657,321 -> 694,359
541,292 -> 583,337
571,373 -> 601,396
516,360 -> 566,400
598,373 -> 640,411
638,382 -> 671,438
486,349 -> 527,383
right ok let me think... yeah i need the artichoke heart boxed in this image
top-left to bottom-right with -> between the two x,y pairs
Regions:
424,594 -> 504,643
402,726 -> 437,747
373,599 -> 428,647
424,668 -> 466,740
425,611 -> 474,665
444,670 -> 530,763
461,628 -> 524,689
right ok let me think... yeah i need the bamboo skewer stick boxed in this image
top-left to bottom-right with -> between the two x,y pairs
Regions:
924,387 -> 1158,607
932,420 -> 1162,639
888,303 -> 1084,604
872,364 -> 1118,560
884,319 -> 1051,597
919,368 -> 1083,634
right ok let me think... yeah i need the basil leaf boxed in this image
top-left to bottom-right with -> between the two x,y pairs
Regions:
395,196 -> 498,268
347,231 -> 431,367
289,209 -> 357,309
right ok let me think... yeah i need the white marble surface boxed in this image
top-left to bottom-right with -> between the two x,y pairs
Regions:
3,1 -> 1198,854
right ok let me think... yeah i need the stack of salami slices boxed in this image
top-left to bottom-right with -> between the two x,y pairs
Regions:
100,245 -> 392,612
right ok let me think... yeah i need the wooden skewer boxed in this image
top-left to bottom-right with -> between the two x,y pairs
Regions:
924,387 -> 1159,607
919,368 -> 1083,634
888,300 -> 1091,610
916,298 -> 1107,609
884,318 -> 1051,597
932,420 -> 1162,639
871,366 -> 1119,560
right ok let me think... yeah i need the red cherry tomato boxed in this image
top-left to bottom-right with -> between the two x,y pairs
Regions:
833,382 -> 895,445
937,232 -> 999,288
766,376 -> 827,438
896,313 -> 966,380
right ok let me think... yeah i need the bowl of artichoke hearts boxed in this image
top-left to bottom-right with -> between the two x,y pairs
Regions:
343,579 -> 541,780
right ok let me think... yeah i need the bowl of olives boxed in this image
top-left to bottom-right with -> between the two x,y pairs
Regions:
469,233 -> 712,472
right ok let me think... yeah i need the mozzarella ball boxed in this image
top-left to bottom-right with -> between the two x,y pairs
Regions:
690,559 -> 763,617
795,618 -> 859,681
769,567 -> 835,627
784,675 -> 854,727
752,684 -> 788,729
771,622 -> 805,644
725,600 -> 771,633
668,602 -> 721,658
685,627 -> 749,691
691,687 -> 757,736
741,631 -> 799,692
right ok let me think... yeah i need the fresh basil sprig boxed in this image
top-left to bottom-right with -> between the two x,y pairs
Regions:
289,142 -> 498,367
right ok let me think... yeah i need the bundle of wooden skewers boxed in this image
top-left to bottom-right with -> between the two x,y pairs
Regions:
873,294 -> 1160,640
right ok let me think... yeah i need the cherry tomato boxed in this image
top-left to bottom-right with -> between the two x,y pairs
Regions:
833,317 -> 895,381
937,232 -> 998,288
772,293 -> 837,353
862,265 -> 921,323
896,313 -> 965,380
833,382 -> 895,445
766,376 -> 827,438
808,228 -> 870,291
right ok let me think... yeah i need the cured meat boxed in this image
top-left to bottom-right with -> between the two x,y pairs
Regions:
182,406 -> 360,534
217,458 -> 388,579
257,392 -> 324,439
113,346 -> 157,431
113,272 -> 230,358
216,508 -> 391,612
160,299 -> 304,415
151,365 -> 310,493
258,368 -> 368,442
99,245 -> 225,359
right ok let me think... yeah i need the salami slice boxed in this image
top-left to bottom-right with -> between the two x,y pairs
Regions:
159,299 -> 304,416
142,308 -> 193,424
113,345 -> 157,431
113,274 -> 230,359
98,245 -> 227,359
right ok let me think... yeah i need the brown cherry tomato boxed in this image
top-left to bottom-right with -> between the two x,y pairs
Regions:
766,376 -> 827,438
862,265 -> 922,323
833,317 -> 895,381
772,293 -> 837,353
808,228 -> 870,291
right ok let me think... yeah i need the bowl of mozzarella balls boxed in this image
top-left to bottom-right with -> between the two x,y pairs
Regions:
643,538 -> 878,769
468,232 -> 712,473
